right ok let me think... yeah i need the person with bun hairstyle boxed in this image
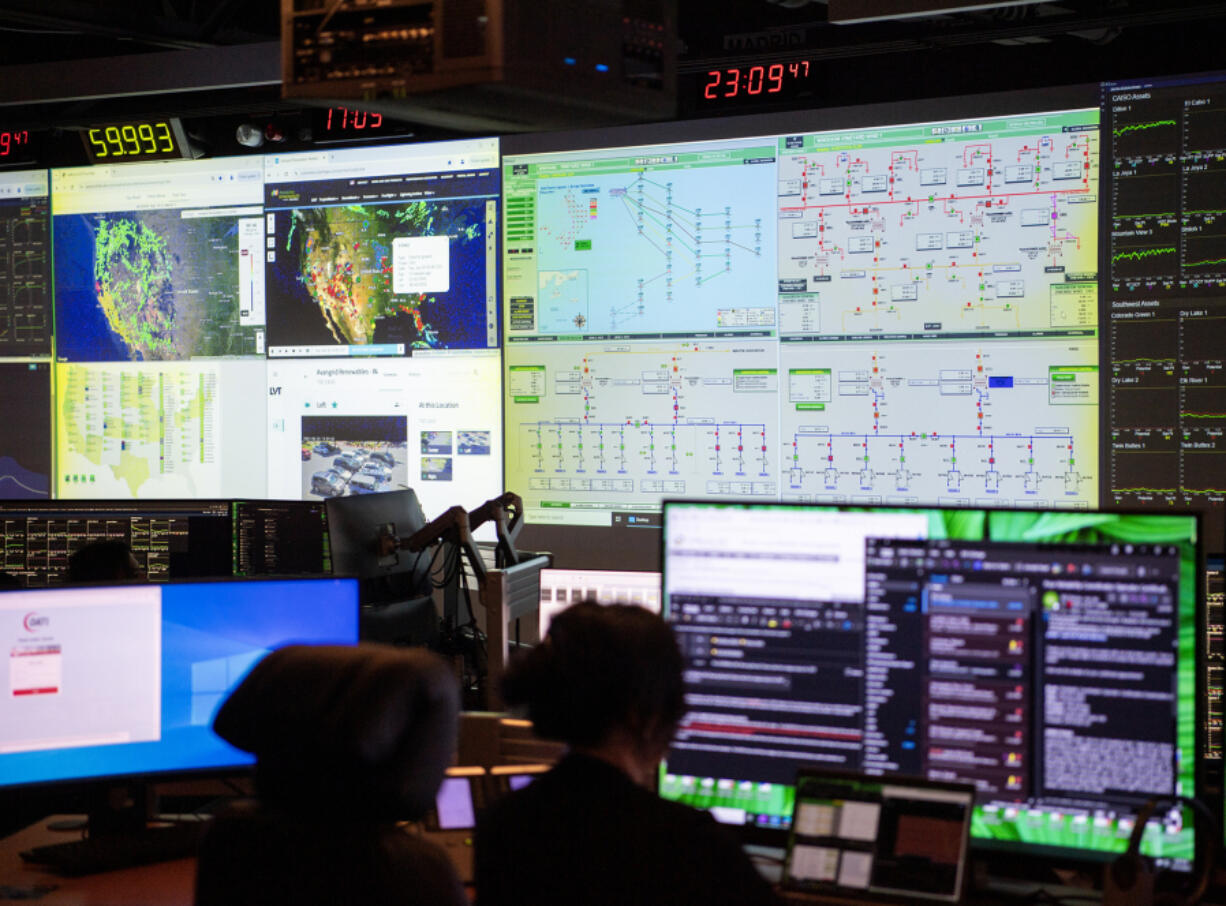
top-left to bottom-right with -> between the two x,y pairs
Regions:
473,602 -> 780,906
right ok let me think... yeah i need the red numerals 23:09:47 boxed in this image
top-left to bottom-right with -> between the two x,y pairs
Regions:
703,61 -> 810,99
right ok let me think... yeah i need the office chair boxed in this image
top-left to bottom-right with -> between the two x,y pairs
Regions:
195,644 -> 466,906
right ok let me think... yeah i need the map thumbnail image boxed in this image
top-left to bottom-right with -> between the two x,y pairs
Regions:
267,200 -> 490,351
0,362 -> 50,498
54,211 -> 263,362
300,414 -> 409,499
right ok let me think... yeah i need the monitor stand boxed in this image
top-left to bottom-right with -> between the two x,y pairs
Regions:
359,594 -> 439,647
21,781 -> 206,876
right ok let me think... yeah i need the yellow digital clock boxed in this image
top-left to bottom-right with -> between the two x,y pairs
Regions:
81,118 -> 190,163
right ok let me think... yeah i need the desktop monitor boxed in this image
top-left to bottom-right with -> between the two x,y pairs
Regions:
325,489 -> 431,605
231,499 -> 330,577
0,499 -> 234,586
660,501 -> 1201,871
537,568 -> 661,637
0,576 -> 360,791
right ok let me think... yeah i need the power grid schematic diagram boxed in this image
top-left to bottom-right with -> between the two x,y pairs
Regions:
503,141 -> 778,339
776,110 -> 1100,340
504,341 -> 779,516
778,339 -> 1098,507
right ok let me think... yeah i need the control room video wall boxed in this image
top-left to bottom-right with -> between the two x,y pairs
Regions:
1,71 -> 1224,554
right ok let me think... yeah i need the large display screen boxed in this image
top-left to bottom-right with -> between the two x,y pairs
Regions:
0,138 -> 506,521
1103,71 -> 1226,555
262,139 -> 500,358
0,576 -> 359,788
503,102 -> 1101,533
660,502 -> 1200,868
51,157 -> 269,499
0,168 -> 50,358
262,140 -> 503,513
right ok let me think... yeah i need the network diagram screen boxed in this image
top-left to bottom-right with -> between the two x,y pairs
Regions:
502,107 -> 1101,529
660,502 -> 1199,868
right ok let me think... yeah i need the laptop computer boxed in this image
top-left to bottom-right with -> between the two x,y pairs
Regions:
780,768 -> 975,903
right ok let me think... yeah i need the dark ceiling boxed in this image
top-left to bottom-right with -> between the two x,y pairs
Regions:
0,0 -> 1225,137
0,0 -> 1221,68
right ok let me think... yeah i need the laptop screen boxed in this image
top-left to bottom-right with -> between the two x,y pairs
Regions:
783,769 -> 974,902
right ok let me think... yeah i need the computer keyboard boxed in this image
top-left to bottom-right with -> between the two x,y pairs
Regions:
20,820 -> 207,876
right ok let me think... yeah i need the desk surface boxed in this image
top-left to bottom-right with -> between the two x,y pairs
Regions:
0,817 -> 194,906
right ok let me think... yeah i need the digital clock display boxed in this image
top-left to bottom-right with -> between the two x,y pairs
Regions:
0,129 -> 31,160
313,106 -> 408,142
81,119 -> 189,163
697,60 -> 817,106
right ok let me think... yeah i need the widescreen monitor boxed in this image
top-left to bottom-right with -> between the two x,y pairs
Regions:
537,567 -> 661,636
231,499 -> 330,577
50,157 -> 269,500
262,139 -> 504,524
660,501 -> 1200,870
0,499 -> 234,586
1101,70 -> 1226,556
502,85 -> 1102,567
0,168 -> 52,502
0,576 -> 359,789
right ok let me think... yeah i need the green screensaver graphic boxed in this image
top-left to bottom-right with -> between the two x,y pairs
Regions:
660,504 -> 1198,865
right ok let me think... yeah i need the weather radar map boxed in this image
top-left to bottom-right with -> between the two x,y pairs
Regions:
267,200 -> 491,351
53,211 -> 264,362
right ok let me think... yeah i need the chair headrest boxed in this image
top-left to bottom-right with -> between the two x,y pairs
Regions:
213,643 -> 459,820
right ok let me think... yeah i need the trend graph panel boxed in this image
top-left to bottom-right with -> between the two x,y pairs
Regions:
504,142 -> 778,338
776,110 -> 1100,340
505,339 -> 780,521
0,362 -> 51,499
1104,73 -> 1226,548
778,339 -> 1098,507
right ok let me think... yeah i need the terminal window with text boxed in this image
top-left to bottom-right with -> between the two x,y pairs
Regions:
660,502 -> 1200,869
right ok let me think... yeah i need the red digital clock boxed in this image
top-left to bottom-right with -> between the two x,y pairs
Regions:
0,129 -> 32,160
696,59 -> 818,109
313,106 -> 409,142
702,60 -> 814,102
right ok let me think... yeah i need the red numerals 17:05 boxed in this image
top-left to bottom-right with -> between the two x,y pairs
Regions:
326,107 -> 384,130
703,61 -> 810,100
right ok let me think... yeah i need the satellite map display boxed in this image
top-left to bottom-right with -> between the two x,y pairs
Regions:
0,362 -> 50,499
54,211 -> 263,361
266,199 -> 491,351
